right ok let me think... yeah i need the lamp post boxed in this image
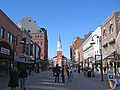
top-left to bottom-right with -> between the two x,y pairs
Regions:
15,34 -> 23,55
13,34 -> 23,64
13,34 -> 28,65
90,35 -> 104,81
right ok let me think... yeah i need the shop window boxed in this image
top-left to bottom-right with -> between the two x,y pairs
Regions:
109,24 -> 114,34
30,44 -> 33,56
0,28 -> 4,38
117,62 -> 120,67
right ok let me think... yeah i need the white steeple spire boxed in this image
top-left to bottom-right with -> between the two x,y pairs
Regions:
57,34 -> 62,51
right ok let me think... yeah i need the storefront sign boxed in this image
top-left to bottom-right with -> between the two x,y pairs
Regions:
0,47 -> 10,55
0,41 -> 13,59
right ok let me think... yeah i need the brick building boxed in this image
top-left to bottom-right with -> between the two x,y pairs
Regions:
100,11 -> 120,74
17,17 -> 48,60
17,17 -> 48,69
0,9 -> 23,89
70,37 -> 83,64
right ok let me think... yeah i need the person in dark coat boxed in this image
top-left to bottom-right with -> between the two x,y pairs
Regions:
61,65 -> 65,83
8,66 -> 19,90
78,65 -> 80,74
54,64 -> 60,83
19,64 -> 28,90
66,66 -> 70,82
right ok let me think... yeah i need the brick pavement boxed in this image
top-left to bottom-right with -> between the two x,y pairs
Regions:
2,70 -> 110,90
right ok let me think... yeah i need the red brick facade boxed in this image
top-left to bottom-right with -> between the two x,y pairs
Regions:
31,30 -> 48,61
0,10 -> 23,58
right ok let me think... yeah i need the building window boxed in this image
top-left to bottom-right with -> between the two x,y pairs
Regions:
40,42 -> 43,45
97,50 -> 98,54
109,24 -> 114,34
103,47 -> 107,52
29,20 -> 32,22
35,35 -> 38,38
7,32 -> 14,44
103,29 -> 107,38
38,35 -> 42,38
37,41 -> 39,45
110,43 -> 115,49
30,44 -> 33,56
0,28 -> 4,38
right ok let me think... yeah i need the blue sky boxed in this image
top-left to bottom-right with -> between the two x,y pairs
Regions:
0,0 -> 120,59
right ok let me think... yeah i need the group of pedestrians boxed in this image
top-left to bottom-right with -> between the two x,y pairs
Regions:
53,64 -> 80,83
8,64 -> 28,90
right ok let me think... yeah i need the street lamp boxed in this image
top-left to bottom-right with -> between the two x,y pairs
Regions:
13,34 -> 23,60
90,35 -> 104,81
13,34 -> 28,64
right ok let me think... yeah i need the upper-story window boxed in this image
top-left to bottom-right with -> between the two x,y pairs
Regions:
37,41 -> 39,45
35,35 -> 42,38
0,27 -> 4,38
103,29 -> 107,38
109,24 -> 114,34
39,35 -> 42,38
35,35 -> 38,38
29,20 -> 32,22
7,32 -> 14,44
40,42 -> 43,45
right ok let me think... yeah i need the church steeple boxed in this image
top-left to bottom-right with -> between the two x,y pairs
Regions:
57,34 -> 62,51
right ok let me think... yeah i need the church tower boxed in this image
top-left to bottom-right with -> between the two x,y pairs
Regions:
57,34 -> 62,66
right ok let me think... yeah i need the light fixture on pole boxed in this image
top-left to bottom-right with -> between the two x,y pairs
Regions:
90,35 -> 104,81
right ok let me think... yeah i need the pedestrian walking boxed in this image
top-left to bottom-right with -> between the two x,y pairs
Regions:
61,65 -> 65,83
8,65 -> 19,90
19,64 -> 28,90
52,67 -> 55,76
66,66 -> 70,82
69,67 -> 73,82
107,62 -> 114,90
78,65 -> 80,74
71,64 -> 76,78
54,64 -> 60,83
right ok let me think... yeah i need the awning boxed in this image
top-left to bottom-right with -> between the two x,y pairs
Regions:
95,49 -> 115,61
103,49 -> 115,59
15,55 -> 34,64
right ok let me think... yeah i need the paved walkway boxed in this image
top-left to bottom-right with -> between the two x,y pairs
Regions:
2,70 -> 110,90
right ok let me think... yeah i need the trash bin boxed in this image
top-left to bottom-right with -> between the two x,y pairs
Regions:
87,69 -> 91,77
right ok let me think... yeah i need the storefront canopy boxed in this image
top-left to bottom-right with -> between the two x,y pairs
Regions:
15,55 -> 34,64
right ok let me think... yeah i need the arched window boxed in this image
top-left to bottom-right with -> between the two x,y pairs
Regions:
103,29 -> 107,38
109,24 -> 114,34
35,35 -> 37,38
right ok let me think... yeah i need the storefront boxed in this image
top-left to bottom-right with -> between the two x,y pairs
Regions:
0,41 -> 13,89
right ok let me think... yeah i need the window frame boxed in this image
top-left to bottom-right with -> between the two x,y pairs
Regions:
109,24 -> 114,34
0,27 -> 5,38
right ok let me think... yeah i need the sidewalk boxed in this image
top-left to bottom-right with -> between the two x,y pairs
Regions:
2,70 -> 109,90
79,72 -> 109,89
64,72 -> 109,90
1,71 -> 37,90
